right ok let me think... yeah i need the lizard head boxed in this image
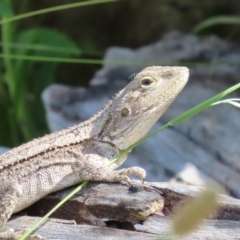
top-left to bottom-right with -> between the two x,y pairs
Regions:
94,66 -> 189,150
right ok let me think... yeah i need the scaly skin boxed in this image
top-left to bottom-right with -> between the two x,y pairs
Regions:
0,66 -> 189,239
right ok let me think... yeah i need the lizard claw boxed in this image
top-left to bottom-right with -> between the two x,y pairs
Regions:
121,176 -> 131,186
115,167 -> 146,185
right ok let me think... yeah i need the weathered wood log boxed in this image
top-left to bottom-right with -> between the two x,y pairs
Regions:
1,181 -> 240,239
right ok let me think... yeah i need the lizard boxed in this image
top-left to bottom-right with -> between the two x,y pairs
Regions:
0,66 -> 189,239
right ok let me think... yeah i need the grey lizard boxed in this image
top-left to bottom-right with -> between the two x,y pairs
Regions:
0,66 -> 189,239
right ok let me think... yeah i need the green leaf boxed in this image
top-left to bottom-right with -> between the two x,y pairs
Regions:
16,27 -> 81,57
11,28 -> 81,138
10,28 -> 81,95
193,15 -> 240,33
0,1 -> 13,17
13,27 -> 81,104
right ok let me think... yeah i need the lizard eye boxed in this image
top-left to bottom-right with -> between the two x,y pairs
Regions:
121,107 -> 130,117
140,77 -> 156,89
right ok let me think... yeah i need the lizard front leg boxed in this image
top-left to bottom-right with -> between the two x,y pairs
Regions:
70,149 -> 146,186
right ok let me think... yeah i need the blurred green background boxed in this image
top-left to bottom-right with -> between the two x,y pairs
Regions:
0,0 -> 240,147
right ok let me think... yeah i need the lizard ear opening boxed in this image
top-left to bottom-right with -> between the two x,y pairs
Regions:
140,77 -> 156,89
121,107 -> 130,117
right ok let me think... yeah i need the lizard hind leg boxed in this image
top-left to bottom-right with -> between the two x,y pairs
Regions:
0,181 -> 22,229
0,182 -> 42,239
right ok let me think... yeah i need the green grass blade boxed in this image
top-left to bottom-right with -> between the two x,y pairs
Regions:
1,11 -> 22,145
169,82 -> 240,126
0,0 -> 121,25
212,98 -> 240,108
0,42 -> 81,54
2,53 -> 240,66
108,124 -> 168,166
19,181 -> 89,240
193,15 -> 240,33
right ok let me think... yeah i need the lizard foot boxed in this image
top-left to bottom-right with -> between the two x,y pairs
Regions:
0,228 -> 42,240
115,167 -> 146,186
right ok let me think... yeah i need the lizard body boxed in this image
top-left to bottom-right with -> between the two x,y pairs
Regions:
0,66 -> 189,239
